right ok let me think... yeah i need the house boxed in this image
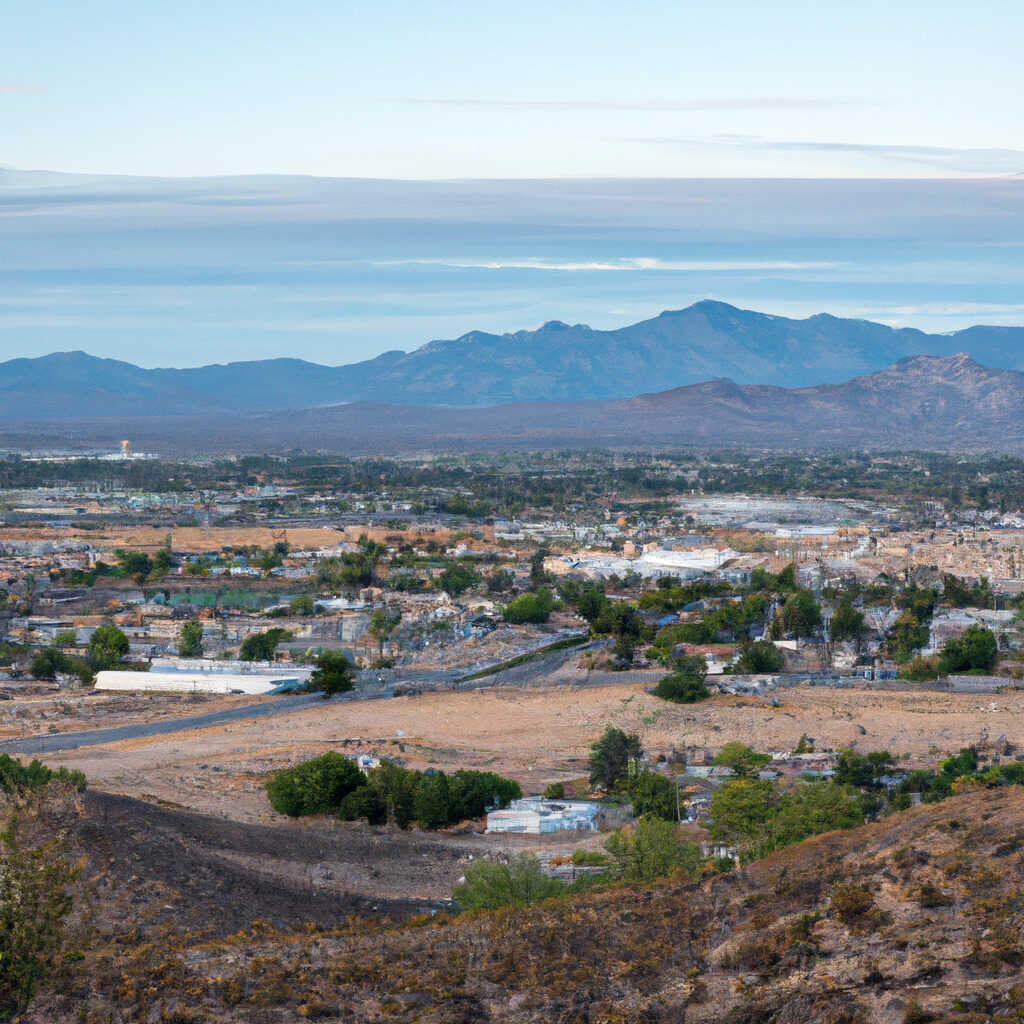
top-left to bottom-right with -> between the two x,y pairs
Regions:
486,797 -> 601,834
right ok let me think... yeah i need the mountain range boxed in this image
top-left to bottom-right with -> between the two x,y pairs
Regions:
6,353 -> 1022,454
4,300 -> 1024,420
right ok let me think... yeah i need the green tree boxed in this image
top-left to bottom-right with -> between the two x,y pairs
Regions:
289,594 -> 315,615
830,597 -> 865,643
502,588 -> 554,624
150,537 -> 173,579
413,771 -> 451,829
735,640 -> 784,674
630,772 -> 680,820
438,562 -> 480,597
708,777 -> 777,847
178,619 -> 203,658
0,823 -> 82,1020
485,569 -> 514,594
265,752 -> 365,817
604,817 -> 702,883
307,649 -> 355,698
53,629 -> 78,649
653,655 -> 709,704
29,649 -> 67,681
940,624 -> 998,673
116,549 -> 152,583
239,627 -> 291,662
454,853 -> 564,911
88,625 -> 129,670
780,590 -> 822,637
589,726 -> 641,791
713,742 -> 771,777
887,609 -> 929,662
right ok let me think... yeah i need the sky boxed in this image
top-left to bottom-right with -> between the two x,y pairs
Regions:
2,2 -> 1024,367
4,0 -> 1024,179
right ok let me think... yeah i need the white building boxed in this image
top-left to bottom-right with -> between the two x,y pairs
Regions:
486,797 -> 601,834
94,669 -> 304,695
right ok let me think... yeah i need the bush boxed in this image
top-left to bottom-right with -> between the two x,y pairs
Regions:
653,671 -> 709,704
831,883 -> 875,924
630,772 -> 679,821
543,782 -> 566,800
604,817 -> 702,883
265,752 -> 365,817
736,640 -> 784,674
454,853 -> 564,911
0,755 -> 85,796
501,589 -> 554,624
240,628 -> 292,662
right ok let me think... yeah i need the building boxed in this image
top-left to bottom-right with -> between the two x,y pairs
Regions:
94,667 -> 305,695
486,797 -> 601,834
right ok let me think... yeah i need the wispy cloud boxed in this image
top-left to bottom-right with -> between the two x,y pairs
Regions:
0,84 -> 44,95
387,97 -> 870,112
625,134 -> 1024,174
370,257 -> 841,272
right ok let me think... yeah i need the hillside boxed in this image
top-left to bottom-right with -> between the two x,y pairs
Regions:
20,783 -> 1024,1022
4,302 -> 1024,419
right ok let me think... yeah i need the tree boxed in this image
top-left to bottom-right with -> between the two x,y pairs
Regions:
307,649 -> 355,698
780,590 -> 822,637
631,772 -> 680,820
454,853 -> 564,911
116,549 -> 152,583
708,777 -> 777,847
530,549 -> 550,588
88,625 -> 129,670
485,569 -> 514,594
887,610 -> 929,662
239,627 -> 291,662
735,640 -> 784,674
178,619 -> 203,658
265,752 -> 365,817
0,824 -> 81,1019
289,594 -> 315,615
604,817 -> 701,883
438,562 -> 480,597
940,625 -> 997,674
413,771 -> 451,829
29,649 -> 65,681
589,726 -> 641,791
713,742 -> 771,777
653,655 -> 709,704
150,537 -> 173,579
53,629 -> 78,649
502,589 -> 554,624
830,597 -> 865,644
543,782 -> 566,799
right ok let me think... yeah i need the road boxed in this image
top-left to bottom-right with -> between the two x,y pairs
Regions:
0,692 -> 332,756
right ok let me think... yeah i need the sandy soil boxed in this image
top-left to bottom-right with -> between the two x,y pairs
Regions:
38,682 -> 1024,824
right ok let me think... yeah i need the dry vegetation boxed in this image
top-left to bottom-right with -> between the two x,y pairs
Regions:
15,782 -> 1024,1023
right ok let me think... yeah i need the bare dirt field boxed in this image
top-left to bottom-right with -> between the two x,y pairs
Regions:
36,682 -> 1024,827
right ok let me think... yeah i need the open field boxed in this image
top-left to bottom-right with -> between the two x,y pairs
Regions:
30,681 -> 1024,827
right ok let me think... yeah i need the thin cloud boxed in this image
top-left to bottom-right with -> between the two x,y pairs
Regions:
387,97 -> 870,112
0,84 -> 44,95
626,134 -> 1024,173
370,256 -> 841,272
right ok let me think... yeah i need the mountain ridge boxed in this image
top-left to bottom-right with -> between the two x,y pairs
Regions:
3,300 -> 1024,420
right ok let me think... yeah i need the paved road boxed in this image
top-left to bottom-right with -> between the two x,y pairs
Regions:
0,692 -> 338,756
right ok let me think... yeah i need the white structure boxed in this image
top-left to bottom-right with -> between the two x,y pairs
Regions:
94,669 -> 303,695
486,797 -> 601,835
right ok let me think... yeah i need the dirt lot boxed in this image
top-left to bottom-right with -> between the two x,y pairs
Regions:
34,681 -> 1024,827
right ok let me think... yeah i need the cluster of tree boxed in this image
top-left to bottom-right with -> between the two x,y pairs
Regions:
636,579 -> 732,615
501,588 -> 554,624
30,624 -> 131,685
709,775 -> 865,862
266,753 -> 521,830
731,639 -> 784,674
437,562 -> 481,597
943,573 -> 994,609
938,624 -> 998,674
653,654 -> 710,704
769,590 -> 822,639
647,592 -> 769,656
829,596 -> 866,643
314,537 -> 385,591
238,627 -> 292,662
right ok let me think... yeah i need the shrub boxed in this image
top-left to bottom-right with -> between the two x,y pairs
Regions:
501,589 -> 554,624
831,884 -> 875,925
265,752 -> 365,817
543,782 -> 566,800
604,817 -> 702,883
454,853 -> 564,911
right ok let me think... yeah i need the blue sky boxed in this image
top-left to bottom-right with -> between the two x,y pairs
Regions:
5,0 -> 1024,178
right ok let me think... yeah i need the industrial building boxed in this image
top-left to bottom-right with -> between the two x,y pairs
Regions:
94,668 -> 305,695
486,797 -> 601,834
